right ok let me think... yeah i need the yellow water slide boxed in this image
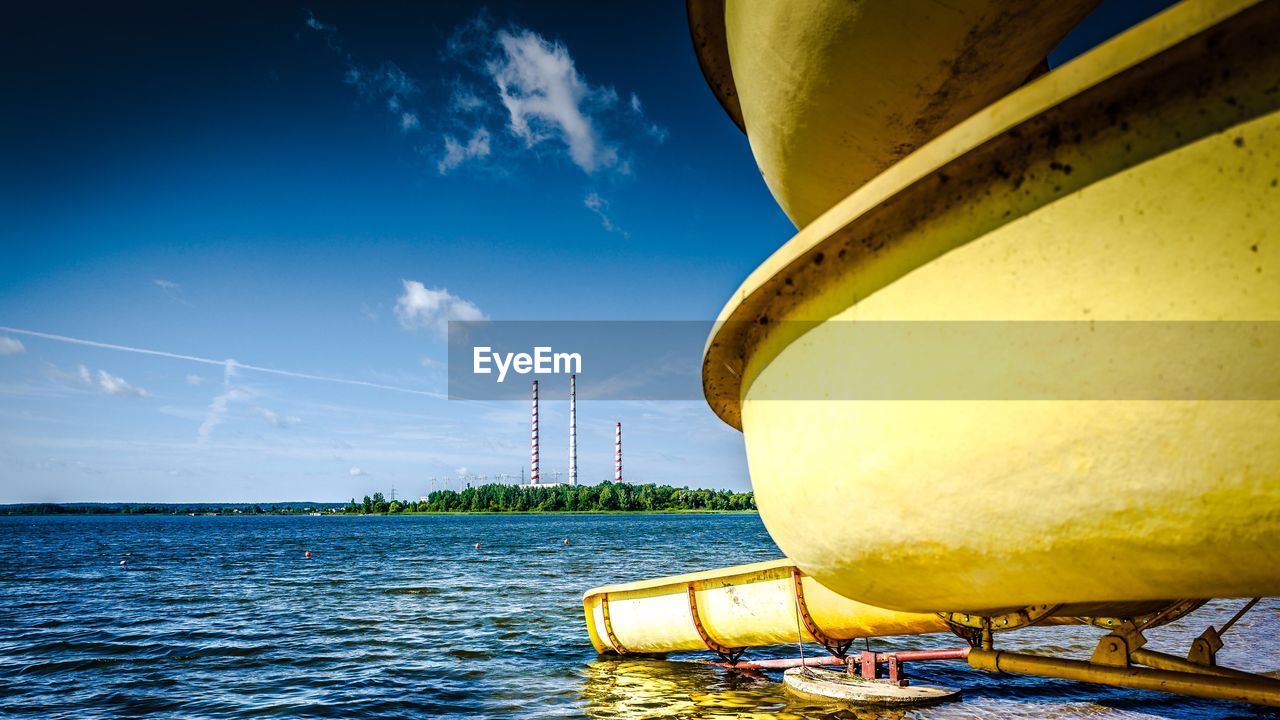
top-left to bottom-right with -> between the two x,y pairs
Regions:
702,0 -> 1280,614
583,560 -> 949,656
585,0 -> 1280,669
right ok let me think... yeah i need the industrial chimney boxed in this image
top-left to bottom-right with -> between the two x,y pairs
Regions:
530,380 -> 540,484
614,421 -> 622,483
569,375 -> 578,486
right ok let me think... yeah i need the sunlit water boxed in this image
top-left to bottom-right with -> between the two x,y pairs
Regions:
1,514 -> 1276,719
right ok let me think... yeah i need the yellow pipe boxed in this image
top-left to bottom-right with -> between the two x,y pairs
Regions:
1129,648 -> 1264,681
969,649 -> 1280,707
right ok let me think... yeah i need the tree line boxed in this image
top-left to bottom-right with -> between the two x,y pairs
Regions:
345,481 -> 755,514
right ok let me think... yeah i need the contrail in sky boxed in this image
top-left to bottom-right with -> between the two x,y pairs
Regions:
0,326 -> 446,399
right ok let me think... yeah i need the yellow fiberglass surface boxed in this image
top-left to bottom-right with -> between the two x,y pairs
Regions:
582,559 -> 949,655
703,0 -> 1280,613
718,0 -> 1099,228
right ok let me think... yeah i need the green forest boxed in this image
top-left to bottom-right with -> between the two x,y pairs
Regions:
0,483 -> 755,515
346,481 -> 756,514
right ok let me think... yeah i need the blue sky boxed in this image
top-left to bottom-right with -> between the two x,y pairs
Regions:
0,1 -> 1174,502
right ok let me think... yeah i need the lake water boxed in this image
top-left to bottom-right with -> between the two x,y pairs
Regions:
1,514 -> 1276,719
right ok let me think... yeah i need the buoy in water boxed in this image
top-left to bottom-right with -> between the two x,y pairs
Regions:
474,543 -> 481,549
304,550 -> 311,559
564,537 -> 570,545
119,560 -> 127,566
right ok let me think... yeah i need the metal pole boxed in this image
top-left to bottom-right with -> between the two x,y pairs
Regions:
702,648 -> 970,671
969,649 -> 1280,707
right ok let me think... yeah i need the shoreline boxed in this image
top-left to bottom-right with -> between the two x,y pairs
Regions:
0,508 -> 759,517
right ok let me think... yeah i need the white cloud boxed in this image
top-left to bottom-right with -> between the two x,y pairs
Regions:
456,466 -> 468,477
97,370 -> 151,398
437,128 -> 491,174
345,62 -> 419,104
67,364 -> 151,398
303,15 -> 422,136
449,86 -> 486,113
394,280 -> 485,337
627,92 -> 668,142
255,407 -> 301,429
198,360 -> 243,444
153,278 -> 191,306
303,13 -> 661,179
185,374 -> 206,385
370,63 -> 417,98
0,336 -> 24,355
584,192 -> 628,238
488,29 -> 618,173
304,12 -> 333,32
349,466 -> 367,476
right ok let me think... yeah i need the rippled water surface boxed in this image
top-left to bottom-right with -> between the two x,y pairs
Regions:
2,514 -> 1277,719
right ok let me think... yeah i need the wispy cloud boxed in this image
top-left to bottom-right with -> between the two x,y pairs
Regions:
439,21 -> 664,176
0,336 -> 24,355
437,128 -> 491,174
349,466 -> 367,477
304,12 -> 333,32
487,29 -> 617,173
153,278 -> 192,307
198,360 -> 244,444
584,192 -> 628,238
300,10 -> 663,183
96,369 -> 151,398
255,407 -> 301,429
60,363 -> 151,398
394,280 -> 485,338
185,374 -> 206,385
0,326 -> 445,399
303,12 -> 422,135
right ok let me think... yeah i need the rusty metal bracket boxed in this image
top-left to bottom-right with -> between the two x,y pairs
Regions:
687,583 -> 745,664
1189,626 -> 1223,666
791,567 -> 854,658
1091,624 -> 1147,667
1188,597 -> 1260,667
941,603 -> 1060,649
600,593 -> 630,655
1086,598 -> 1206,631
940,604 -> 1059,632
852,651 -> 910,686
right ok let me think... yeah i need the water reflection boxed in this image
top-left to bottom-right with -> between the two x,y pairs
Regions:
581,658 -> 913,720
580,598 -> 1280,720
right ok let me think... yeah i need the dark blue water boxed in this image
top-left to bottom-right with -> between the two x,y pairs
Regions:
1,515 -> 1276,719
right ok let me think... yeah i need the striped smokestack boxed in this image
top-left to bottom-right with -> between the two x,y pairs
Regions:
530,379 -> 540,484
614,421 -> 622,482
569,375 -> 578,486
